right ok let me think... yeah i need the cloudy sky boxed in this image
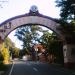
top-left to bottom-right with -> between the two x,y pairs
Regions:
0,0 -> 60,23
0,0 -> 60,49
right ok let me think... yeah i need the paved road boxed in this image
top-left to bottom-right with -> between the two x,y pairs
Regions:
6,60 -> 74,75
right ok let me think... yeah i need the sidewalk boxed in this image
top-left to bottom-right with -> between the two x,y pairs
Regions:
50,63 -> 75,75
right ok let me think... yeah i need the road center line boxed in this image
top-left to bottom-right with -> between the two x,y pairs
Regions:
33,67 -> 38,71
9,62 -> 14,75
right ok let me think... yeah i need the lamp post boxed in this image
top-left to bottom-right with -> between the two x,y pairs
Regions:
35,48 -> 38,61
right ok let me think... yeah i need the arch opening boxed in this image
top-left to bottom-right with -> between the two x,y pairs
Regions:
2,24 -> 64,65
4,23 -> 64,41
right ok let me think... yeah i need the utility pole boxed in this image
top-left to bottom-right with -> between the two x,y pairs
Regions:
35,48 -> 38,61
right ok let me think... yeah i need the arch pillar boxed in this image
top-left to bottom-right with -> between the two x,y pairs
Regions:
63,43 -> 75,68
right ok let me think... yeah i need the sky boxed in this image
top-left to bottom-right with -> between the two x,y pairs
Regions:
0,0 -> 61,49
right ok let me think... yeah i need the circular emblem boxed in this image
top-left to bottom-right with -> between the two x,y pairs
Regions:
30,5 -> 38,12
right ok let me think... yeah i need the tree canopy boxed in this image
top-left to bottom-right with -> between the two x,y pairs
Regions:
15,25 -> 43,53
55,0 -> 75,43
56,0 -> 75,21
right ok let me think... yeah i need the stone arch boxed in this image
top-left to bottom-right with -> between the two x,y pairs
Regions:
0,13 -> 64,41
0,6 -> 75,68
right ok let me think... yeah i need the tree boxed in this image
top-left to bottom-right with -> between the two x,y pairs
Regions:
37,31 -> 64,64
1,43 -> 10,64
12,47 -> 20,58
0,51 -> 3,61
38,31 -> 59,52
37,30 -> 53,50
1,37 -> 20,61
15,25 -> 43,54
0,37 -> 16,64
5,37 -> 15,48
55,0 -> 75,21
4,38 -> 15,58
55,0 -> 75,44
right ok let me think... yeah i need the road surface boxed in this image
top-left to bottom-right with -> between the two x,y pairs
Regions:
6,60 -> 74,75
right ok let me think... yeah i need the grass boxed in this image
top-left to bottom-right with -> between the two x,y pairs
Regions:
0,61 -> 7,71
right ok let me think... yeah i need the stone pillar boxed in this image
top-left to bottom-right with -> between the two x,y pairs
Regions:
63,44 -> 75,68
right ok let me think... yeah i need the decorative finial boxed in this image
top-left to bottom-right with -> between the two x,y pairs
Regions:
30,5 -> 38,13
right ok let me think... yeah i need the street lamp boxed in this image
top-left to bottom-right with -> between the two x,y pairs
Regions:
35,48 -> 38,61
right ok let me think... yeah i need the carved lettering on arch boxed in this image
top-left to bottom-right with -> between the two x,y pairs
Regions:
4,22 -> 11,29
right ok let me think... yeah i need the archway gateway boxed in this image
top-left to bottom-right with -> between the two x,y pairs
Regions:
0,6 -> 75,68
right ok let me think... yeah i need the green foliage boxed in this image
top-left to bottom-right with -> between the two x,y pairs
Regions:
58,20 -> 75,36
70,20 -> 75,36
4,37 -> 20,59
49,41 -> 64,64
0,37 -> 16,64
38,31 -> 64,64
15,25 -> 43,53
55,0 -> 75,21
37,30 -> 53,49
5,38 -> 15,48
38,31 -> 58,51
13,47 -> 20,58
1,43 -> 10,64
70,20 -> 75,30
0,52 -> 4,61
55,0 -> 75,43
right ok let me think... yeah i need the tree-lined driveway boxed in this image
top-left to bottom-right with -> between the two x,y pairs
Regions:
7,60 -> 73,75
